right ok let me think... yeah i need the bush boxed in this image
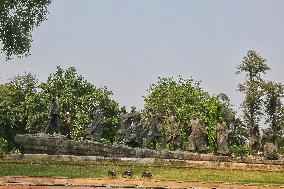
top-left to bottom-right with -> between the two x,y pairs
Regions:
229,145 -> 249,157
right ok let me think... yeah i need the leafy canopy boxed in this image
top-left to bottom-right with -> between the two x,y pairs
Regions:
144,77 -> 241,151
0,0 -> 52,59
0,67 -> 120,151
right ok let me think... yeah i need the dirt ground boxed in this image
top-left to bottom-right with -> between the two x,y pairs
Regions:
1,176 -> 284,189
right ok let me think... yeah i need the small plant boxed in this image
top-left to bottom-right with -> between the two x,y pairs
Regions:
229,145 -> 249,157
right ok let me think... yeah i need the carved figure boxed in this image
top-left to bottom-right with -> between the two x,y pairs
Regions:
263,142 -> 279,160
44,97 -> 60,134
187,115 -> 206,153
262,128 -> 279,160
147,108 -> 162,150
85,106 -> 104,142
216,117 -> 229,155
116,106 -> 131,143
167,114 -> 181,150
124,106 -> 143,148
249,125 -> 261,153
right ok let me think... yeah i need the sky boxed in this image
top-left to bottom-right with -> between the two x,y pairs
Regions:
1,0 -> 284,115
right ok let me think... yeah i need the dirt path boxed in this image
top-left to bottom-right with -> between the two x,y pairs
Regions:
1,176 -> 284,189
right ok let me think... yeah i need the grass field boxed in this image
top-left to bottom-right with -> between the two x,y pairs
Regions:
0,162 -> 284,185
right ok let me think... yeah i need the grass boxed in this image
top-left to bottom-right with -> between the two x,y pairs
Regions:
0,162 -> 284,184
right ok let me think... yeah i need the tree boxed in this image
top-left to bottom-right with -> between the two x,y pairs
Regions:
217,93 -> 248,146
143,77 -> 239,152
0,67 -> 121,153
262,81 -> 284,146
0,0 -> 52,60
0,73 -> 38,150
35,67 -> 120,143
236,50 -> 270,152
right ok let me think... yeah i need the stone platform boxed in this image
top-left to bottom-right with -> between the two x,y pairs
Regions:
14,134 -> 284,171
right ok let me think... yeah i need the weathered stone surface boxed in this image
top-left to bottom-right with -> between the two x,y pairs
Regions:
14,134 -> 284,167
15,133 -> 137,157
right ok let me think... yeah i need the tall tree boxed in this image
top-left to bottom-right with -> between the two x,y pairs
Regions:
262,81 -> 284,146
236,50 -> 270,152
0,0 -> 52,60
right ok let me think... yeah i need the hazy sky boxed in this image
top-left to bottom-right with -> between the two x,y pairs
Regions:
1,0 -> 284,114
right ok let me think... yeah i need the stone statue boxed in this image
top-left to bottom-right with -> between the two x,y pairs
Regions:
124,106 -> 143,148
249,125 -> 261,153
116,106 -> 131,143
187,115 -> 206,153
216,117 -> 229,156
262,128 -> 279,160
85,106 -> 104,142
263,142 -> 279,160
167,114 -> 181,150
147,108 -> 162,150
44,97 -> 61,134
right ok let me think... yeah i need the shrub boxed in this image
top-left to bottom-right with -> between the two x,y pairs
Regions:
229,145 -> 249,157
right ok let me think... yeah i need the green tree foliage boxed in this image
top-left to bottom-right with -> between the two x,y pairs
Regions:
37,66 -> 120,142
262,81 -> 284,145
0,73 -> 38,150
217,93 -> 248,146
0,67 -> 120,152
263,82 -> 284,132
236,50 -> 270,151
0,0 -> 52,59
144,77 -> 240,152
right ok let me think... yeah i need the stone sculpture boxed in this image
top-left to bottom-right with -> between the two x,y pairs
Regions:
85,106 -> 104,142
116,106 -> 131,143
262,128 -> 279,160
188,115 -> 206,153
216,117 -> 229,156
263,142 -> 279,160
147,108 -> 162,150
124,106 -> 143,148
249,125 -> 261,153
167,114 -> 181,150
44,97 -> 61,134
